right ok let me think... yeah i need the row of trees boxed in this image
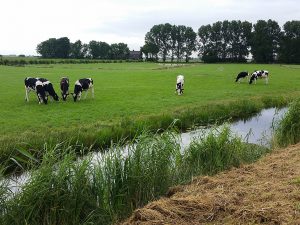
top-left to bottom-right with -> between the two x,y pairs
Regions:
36,20 -> 299,63
142,20 -> 300,63
142,24 -> 196,62
37,38 -> 131,60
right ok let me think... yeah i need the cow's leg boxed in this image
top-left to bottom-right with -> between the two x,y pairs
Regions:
37,94 -> 41,104
265,77 -> 268,84
91,86 -> 94,98
25,87 -> 29,102
84,90 -> 88,99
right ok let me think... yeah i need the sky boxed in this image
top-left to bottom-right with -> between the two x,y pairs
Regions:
1,0 -> 299,56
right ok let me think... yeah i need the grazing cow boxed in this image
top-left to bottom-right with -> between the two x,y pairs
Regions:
72,78 -> 94,102
175,75 -> 184,95
235,71 -> 249,83
24,77 -> 48,104
37,78 -> 59,101
60,77 -> 69,101
249,70 -> 269,84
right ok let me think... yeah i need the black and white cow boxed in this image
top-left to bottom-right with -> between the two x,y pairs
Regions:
249,70 -> 269,84
60,77 -> 69,101
37,78 -> 59,101
72,78 -> 94,102
175,75 -> 184,95
235,71 -> 249,83
24,77 -> 48,104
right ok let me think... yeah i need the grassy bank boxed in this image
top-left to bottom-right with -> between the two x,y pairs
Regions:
2,96 -> 290,173
0,126 -> 270,225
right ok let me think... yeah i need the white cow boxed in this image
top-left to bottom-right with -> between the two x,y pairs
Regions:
175,75 -> 184,95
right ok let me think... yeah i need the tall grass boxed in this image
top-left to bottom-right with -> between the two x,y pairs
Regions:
0,164 -> 9,225
0,126 -> 270,225
274,99 -> 300,147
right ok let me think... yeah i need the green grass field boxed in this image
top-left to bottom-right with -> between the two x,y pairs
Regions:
1,63 -> 300,159
1,62 -> 300,224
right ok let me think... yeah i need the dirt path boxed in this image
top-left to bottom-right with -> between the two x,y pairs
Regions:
123,144 -> 300,224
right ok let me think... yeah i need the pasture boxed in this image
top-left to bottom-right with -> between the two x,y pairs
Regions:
0,63 -> 300,158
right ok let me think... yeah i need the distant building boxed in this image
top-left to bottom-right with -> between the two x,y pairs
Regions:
129,50 -> 142,60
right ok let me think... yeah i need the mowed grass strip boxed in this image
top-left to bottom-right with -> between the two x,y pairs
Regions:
0,63 -> 299,157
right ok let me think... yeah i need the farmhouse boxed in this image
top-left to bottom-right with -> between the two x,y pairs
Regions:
129,50 -> 142,60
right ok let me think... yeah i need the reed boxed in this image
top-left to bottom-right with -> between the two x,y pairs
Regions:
273,99 -> 300,147
0,125 -> 270,225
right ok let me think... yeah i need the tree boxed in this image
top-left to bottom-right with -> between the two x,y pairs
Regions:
70,40 -> 85,59
173,25 -> 186,62
36,38 -> 57,58
110,43 -> 130,60
183,27 -> 196,62
251,19 -> 281,63
170,25 -> 178,62
55,37 -> 71,58
198,24 -> 219,62
98,42 -> 111,59
145,23 -> 173,62
198,20 -> 252,63
228,20 -> 252,62
141,43 -> 159,61
88,41 -> 101,59
36,37 -> 70,58
278,20 -> 300,63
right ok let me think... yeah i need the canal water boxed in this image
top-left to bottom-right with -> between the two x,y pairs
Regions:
180,107 -> 287,149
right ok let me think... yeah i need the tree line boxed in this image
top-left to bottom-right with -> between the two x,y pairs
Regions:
142,20 -> 300,63
37,38 -> 131,60
35,19 -> 299,63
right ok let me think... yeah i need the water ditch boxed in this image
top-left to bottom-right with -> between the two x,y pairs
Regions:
5,107 -> 288,195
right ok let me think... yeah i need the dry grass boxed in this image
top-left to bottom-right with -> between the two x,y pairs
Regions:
122,144 -> 300,224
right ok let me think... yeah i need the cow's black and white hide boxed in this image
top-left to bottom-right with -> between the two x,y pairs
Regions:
72,78 -> 94,102
38,78 -> 59,101
175,75 -> 184,95
24,77 -> 48,104
249,70 -> 269,84
235,71 -> 249,83
60,77 -> 69,101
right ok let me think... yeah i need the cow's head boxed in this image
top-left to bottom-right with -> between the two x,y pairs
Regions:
53,93 -> 59,101
62,93 -> 69,101
249,74 -> 256,84
73,80 -> 84,102
60,77 -> 69,101
72,92 -> 81,102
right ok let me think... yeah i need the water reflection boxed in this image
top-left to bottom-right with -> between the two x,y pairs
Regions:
180,107 -> 287,149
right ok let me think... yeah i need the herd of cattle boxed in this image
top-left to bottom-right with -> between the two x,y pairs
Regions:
235,70 -> 269,84
25,77 -> 94,104
24,69 -> 269,103
175,70 -> 269,96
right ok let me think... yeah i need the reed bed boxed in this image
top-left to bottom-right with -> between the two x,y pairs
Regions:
274,99 -> 300,147
0,125 -> 270,225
